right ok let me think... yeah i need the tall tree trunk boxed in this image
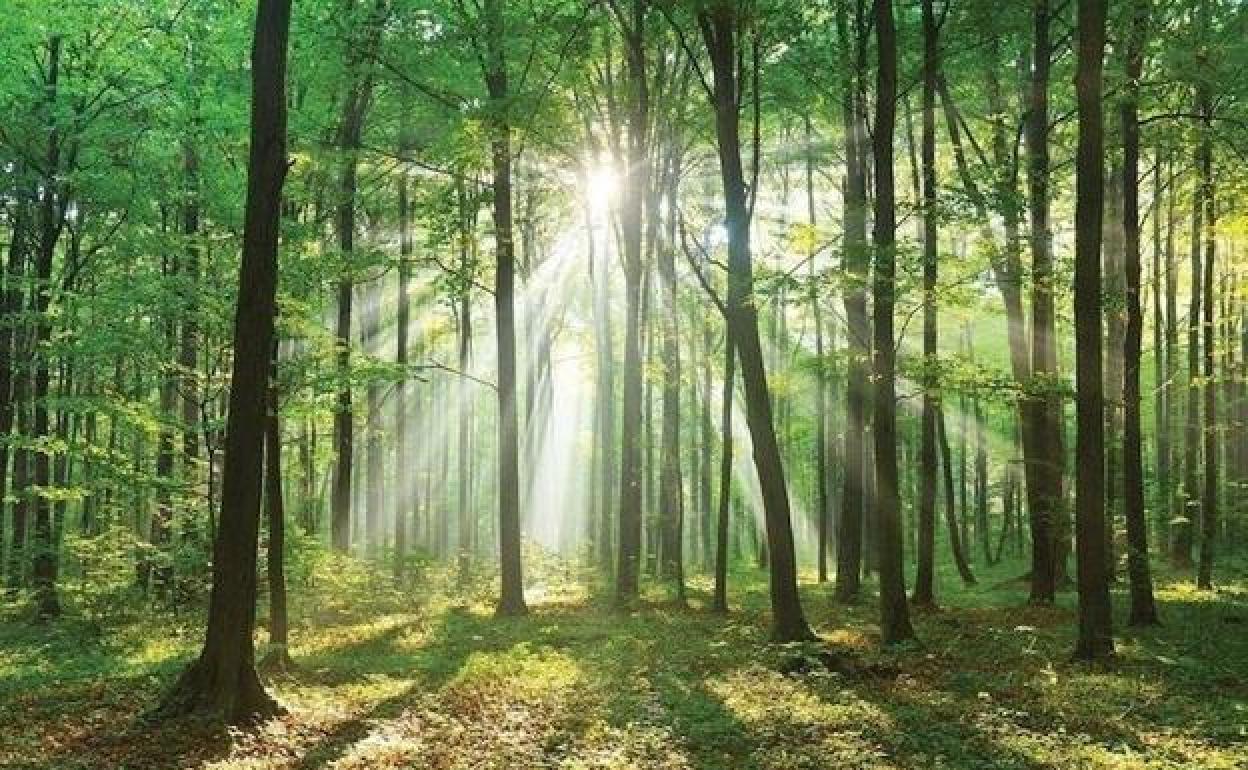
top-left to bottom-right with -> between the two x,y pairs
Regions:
181,138 -> 202,526
1072,0 -> 1114,661
614,0 -> 648,603
870,0 -> 916,645
1104,160 -> 1126,580
394,173 -> 412,577
1152,150 -> 1170,538
912,0 -> 939,609
0,172 -> 31,595
806,114 -> 831,585
365,283 -> 383,556
456,181 -> 475,582
699,3 -> 811,642
1023,0 -> 1064,603
31,36 -> 65,622
836,0 -> 868,603
1197,115 -> 1217,590
1121,0 -> 1159,625
713,333 -> 735,612
264,342 -> 290,668
1177,108 -> 1205,568
154,0 -> 290,721
484,0 -> 526,616
658,156 -> 685,601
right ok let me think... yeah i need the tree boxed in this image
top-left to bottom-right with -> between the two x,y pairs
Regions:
1120,0 -> 1159,626
1072,0 -> 1114,662
696,0 -> 812,642
835,0 -> 869,604
1023,0 -> 1063,604
483,0 -> 527,617
154,0 -> 292,721
912,0 -> 939,610
870,0 -> 916,646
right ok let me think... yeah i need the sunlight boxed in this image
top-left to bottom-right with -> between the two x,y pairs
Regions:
584,161 -> 619,217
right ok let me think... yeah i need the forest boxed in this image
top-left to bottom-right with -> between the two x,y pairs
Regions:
1,0 -> 1246,767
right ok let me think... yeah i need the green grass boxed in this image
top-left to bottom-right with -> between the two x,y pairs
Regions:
2,557 -> 1247,769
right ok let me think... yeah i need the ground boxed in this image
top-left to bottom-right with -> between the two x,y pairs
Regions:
2,557 -> 1246,770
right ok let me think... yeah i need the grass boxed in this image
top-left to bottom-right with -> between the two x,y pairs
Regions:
2,556 -> 1247,769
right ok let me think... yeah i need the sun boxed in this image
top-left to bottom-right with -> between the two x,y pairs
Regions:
584,161 -> 619,215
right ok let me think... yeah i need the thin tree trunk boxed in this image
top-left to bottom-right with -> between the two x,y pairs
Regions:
835,0 -> 868,603
713,332 -> 735,612
699,4 -> 811,641
1121,0 -> 1159,625
264,342 -> 291,668
483,0 -> 526,616
912,0 -> 939,609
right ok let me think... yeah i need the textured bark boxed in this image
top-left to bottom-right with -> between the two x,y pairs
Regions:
614,0 -> 648,603
484,0 -> 526,617
870,0 -> 915,646
835,0 -> 868,603
1021,0 -> 1064,604
1104,162 -> 1125,580
154,0 -> 290,721
699,3 -> 811,642
912,0 -> 939,609
1072,0 -> 1114,661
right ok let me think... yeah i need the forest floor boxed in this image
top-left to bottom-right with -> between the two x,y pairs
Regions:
2,556 -> 1247,770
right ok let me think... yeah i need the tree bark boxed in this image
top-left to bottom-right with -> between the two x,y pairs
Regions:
1121,0 -> 1159,625
870,0 -> 915,646
483,0 -> 527,616
154,0 -> 290,721
699,3 -> 811,642
1072,0 -> 1114,661
835,0 -> 868,603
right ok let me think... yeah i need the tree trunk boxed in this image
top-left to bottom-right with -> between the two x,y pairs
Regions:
484,0 -> 526,616
1072,0 -> 1114,661
614,0 -> 648,604
870,0 -> 916,646
938,407 -> 976,585
835,0 -> 868,603
713,332 -> 735,612
154,0 -> 290,721
912,0 -> 939,609
394,172 -> 411,577
1197,115 -> 1217,591
31,36 -> 65,622
657,155 -> 685,601
264,342 -> 291,668
699,4 -> 811,642
1121,0 -> 1159,625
